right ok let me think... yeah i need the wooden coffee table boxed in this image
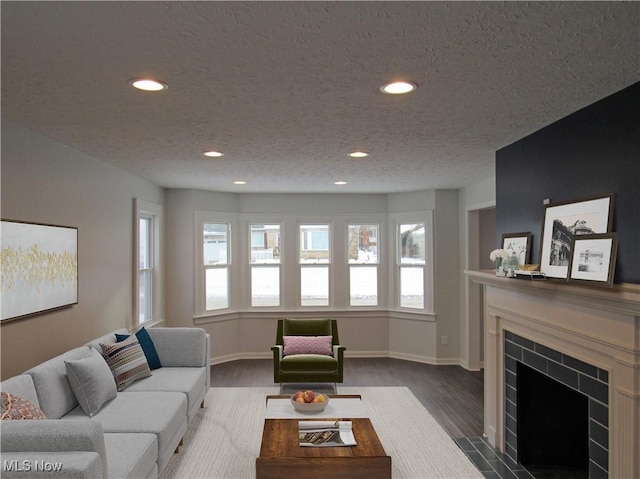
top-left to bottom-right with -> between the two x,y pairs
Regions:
256,395 -> 391,479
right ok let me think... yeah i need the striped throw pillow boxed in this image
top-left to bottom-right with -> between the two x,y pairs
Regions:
101,336 -> 151,391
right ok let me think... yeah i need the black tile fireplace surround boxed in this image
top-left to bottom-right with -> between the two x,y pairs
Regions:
504,331 -> 609,479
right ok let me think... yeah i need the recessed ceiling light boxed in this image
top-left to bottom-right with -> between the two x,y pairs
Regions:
233,180 -> 246,185
130,79 -> 168,91
204,150 -> 224,157
334,181 -> 348,185
380,81 -> 417,95
348,151 -> 369,158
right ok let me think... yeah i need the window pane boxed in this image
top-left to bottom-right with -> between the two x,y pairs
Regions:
300,224 -> 329,263
348,224 -> 378,263
139,270 -> 152,323
400,266 -> 424,309
250,224 -> 281,264
350,265 -> 377,306
400,223 -> 425,264
301,266 -> 329,306
204,223 -> 228,265
139,217 -> 151,269
251,266 -> 280,307
205,267 -> 229,310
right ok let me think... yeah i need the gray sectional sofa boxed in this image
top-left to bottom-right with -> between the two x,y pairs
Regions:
1,327 -> 210,478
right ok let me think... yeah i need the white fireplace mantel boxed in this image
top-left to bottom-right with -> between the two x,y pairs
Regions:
467,270 -> 640,478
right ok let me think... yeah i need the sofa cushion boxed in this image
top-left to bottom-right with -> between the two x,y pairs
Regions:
64,391 -> 187,465
145,327 -> 207,367
101,336 -> 151,391
0,375 -> 40,408
283,335 -> 333,356
1,392 -> 47,420
25,346 -> 91,419
104,432 -> 158,479
123,367 -> 207,421
280,354 -> 338,373
115,327 -> 162,370
65,347 -> 117,417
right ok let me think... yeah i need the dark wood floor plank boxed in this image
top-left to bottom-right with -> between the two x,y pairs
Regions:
210,357 -> 484,439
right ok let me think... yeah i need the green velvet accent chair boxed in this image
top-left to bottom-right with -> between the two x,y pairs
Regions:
272,318 -> 346,389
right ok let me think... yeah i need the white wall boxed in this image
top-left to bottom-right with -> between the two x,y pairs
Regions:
1,120 -> 164,379
458,175 -> 496,370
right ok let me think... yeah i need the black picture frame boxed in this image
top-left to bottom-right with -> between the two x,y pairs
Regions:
567,233 -> 618,287
539,193 -> 614,279
502,232 -> 532,265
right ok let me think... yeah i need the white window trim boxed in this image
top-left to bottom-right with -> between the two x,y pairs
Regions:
248,220 -> 283,308
298,222 -> 332,307
389,211 -> 435,315
194,211 -> 237,317
346,222 -> 381,308
190,212 -> 433,316
134,198 -> 163,328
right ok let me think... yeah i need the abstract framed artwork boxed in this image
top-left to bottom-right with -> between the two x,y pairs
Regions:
502,232 -> 532,265
1,220 -> 78,322
568,233 -> 617,287
539,194 -> 614,279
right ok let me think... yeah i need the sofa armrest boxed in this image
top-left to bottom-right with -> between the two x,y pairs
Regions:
1,420 -> 107,478
146,327 -> 209,367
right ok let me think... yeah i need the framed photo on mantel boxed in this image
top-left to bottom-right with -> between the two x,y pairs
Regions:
539,194 -> 614,280
502,232 -> 532,265
568,233 -> 618,287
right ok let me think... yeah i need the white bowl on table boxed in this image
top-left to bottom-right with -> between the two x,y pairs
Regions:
290,393 -> 330,412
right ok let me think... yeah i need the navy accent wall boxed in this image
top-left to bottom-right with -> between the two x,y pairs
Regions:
496,82 -> 640,284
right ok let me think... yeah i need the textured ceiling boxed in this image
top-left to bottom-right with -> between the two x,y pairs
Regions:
2,2 -> 638,194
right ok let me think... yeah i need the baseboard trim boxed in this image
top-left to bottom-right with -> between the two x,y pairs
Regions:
388,352 -> 461,366
211,351 -> 464,367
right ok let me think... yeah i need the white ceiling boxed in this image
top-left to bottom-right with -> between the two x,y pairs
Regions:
2,2 -> 638,194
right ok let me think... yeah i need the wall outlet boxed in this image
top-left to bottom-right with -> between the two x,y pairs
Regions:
441,335 -> 448,345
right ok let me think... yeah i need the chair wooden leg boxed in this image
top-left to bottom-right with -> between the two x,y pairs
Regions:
174,437 -> 184,454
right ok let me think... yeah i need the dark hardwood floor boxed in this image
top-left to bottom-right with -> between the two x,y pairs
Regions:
210,357 -> 484,439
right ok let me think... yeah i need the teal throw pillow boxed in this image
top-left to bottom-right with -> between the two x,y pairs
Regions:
115,327 -> 162,370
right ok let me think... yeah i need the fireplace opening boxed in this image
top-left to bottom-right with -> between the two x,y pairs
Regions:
517,362 -> 589,478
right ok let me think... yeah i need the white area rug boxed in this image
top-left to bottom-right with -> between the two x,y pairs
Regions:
160,387 -> 483,479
